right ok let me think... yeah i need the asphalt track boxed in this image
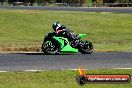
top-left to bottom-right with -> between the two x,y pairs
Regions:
0,52 -> 132,71
0,6 -> 132,13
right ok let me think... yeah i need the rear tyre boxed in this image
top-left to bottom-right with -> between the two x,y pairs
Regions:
42,40 -> 59,55
78,41 -> 94,54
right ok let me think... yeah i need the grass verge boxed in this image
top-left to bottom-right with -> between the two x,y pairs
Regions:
0,10 -> 132,52
0,69 -> 132,88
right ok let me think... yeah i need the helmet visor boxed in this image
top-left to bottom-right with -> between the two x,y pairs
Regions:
56,24 -> 61,30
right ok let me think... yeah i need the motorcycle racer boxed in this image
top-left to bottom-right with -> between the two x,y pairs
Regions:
41,22 -> 94,54
52,21 -> 79,47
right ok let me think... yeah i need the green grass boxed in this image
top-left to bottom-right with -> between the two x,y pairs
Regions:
0,69 -> 132,88
0,10 -> 132,51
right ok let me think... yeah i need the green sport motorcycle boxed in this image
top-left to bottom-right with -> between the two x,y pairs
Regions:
42,32 -> 93,54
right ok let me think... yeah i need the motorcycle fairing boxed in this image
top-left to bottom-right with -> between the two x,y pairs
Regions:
78,34 -> 87,39
53,36 -> 78,53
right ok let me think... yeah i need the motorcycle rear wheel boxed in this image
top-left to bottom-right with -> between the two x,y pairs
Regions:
42,40 -> 59,55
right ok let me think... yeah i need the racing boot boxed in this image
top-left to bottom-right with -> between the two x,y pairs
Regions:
70,39 -> 80,48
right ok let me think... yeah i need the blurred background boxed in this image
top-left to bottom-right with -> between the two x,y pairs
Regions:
0,0 -> 132,7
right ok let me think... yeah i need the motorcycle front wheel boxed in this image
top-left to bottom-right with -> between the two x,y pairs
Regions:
78,41 -> 94,54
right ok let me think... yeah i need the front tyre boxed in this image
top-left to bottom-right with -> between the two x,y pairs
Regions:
78,41 -> 94,54
42,40 -> 59,55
